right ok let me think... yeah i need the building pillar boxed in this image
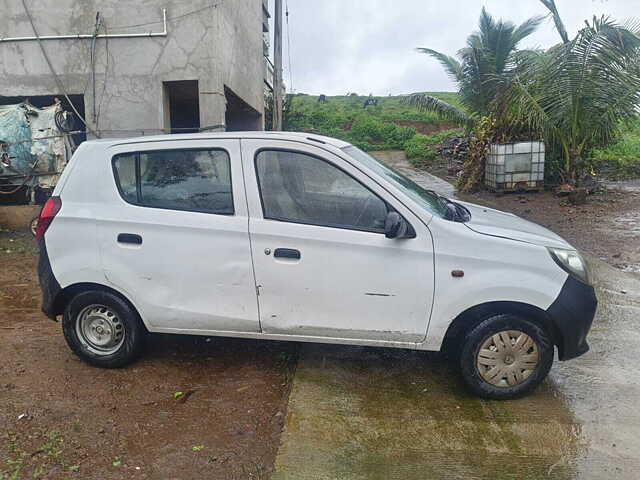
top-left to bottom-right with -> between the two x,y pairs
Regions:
199,77 -> 227,131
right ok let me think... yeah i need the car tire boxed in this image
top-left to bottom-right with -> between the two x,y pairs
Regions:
459,314 -> 553,400
62,290 -> 144,368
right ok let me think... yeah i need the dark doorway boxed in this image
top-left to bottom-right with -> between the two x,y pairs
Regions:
163,80 -> 200,134
225,86 -> 262,131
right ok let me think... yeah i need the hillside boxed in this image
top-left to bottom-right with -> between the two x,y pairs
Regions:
284,93 -> 462,155
284,93 -> 640,180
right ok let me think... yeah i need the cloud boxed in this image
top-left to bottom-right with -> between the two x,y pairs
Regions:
282,0 -> 638,95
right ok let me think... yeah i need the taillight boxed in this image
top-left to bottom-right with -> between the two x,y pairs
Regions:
35,196 -> 62,240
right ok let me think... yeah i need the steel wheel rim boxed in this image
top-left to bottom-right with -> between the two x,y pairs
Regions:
75,304 -> 125,355
476,330 -> 539,387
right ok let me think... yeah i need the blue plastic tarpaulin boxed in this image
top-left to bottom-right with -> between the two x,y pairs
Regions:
0,102 -> 67,188
0,103 -> 33,174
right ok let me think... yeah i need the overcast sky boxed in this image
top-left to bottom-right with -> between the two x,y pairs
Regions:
278,0 -> 638,95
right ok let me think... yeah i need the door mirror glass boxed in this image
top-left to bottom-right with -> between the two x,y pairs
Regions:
384,211 -> 414,239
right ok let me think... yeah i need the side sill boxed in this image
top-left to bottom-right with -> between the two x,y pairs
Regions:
147,327 -> 424,350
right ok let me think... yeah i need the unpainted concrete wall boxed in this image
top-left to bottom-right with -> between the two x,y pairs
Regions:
0,0 -> 265,137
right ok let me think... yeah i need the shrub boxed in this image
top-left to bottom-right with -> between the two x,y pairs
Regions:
590,130 -> 640,179
404,129 -> 463,163
405,134 -> 434,160
348,115 -> 417,150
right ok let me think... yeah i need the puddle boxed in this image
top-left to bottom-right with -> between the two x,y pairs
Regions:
612,211 -> 640,235
600,211 -> 640,274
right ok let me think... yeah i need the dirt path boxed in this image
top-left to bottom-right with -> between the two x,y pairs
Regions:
0,233 -> 297,480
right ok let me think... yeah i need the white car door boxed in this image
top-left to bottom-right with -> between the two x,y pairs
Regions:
97,138 -> 259,334
241,139 -> 435,343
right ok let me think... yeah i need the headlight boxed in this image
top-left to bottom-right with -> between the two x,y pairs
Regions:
547,247 -> 590,284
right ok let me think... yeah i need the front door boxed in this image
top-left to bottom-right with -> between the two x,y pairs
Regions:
241,139 -> 434,343
98,139 -> 259,334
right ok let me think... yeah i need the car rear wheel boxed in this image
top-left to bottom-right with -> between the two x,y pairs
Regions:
459,314 -> 553,400
62,290 -> 144,368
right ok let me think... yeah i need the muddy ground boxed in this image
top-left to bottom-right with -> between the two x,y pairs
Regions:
0,231 -> 297,480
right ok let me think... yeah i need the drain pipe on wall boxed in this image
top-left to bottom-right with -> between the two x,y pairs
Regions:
0,9 -> 168,42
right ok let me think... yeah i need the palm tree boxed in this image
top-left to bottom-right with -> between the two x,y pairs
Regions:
501,16 -> 640,184
539,0 -> 569,44
407,8 -> 544,124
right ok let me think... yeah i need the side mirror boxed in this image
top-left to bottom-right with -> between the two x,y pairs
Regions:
384,211 -> 413,239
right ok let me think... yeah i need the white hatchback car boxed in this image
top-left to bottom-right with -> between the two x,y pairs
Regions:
37,132 -> 596,399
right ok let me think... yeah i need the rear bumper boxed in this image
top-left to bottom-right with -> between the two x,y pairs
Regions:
546,275 -> 597,360
37,238 -> 61,320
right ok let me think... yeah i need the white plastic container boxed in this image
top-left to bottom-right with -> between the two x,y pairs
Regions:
485,141 -> 545,192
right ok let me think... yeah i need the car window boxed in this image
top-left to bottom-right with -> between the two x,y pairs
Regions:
255,150 -> 387,232
113,149 -> 234,215
342,145 -> 447,218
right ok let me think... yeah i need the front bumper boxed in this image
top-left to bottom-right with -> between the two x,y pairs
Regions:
546,275 -> 597,360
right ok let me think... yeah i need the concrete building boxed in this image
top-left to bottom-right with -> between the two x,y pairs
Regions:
0,0 -> 272,138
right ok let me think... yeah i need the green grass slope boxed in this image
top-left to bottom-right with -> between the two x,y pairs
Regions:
283,93 -> 639,178
284,93 -> 462,152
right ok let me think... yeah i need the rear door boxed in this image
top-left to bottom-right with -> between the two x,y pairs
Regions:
97,139 -> 259,334
241,139 -> 435,343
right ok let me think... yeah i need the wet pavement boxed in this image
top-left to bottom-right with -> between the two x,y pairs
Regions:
272,258 -> 640,479
604,179 -> 640,192
604,211 -> 640,274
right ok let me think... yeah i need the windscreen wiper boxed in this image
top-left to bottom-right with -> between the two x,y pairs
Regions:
423,189 -> 470,222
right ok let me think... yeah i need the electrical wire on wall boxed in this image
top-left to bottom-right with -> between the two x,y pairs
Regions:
20,0 -> 100,138
90,12 -> 102,123
94,17 -> 111,131
109,1 -> 224,31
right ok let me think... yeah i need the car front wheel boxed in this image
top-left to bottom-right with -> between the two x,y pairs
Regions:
62,290 -> 144,368
459,314 -> 553,400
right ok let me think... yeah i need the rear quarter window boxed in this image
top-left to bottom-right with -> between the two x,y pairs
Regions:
112,148 -> 234,215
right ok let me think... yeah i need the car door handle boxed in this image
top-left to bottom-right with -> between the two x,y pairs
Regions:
117,233 -> 142,245
274,248 -> 300,260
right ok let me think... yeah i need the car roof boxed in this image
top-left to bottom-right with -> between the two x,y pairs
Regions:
84,131 -> 352,149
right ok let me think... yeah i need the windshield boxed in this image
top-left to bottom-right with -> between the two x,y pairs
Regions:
342,145 -> 448,218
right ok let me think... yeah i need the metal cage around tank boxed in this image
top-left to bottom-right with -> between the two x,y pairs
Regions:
485,141 -> 545,192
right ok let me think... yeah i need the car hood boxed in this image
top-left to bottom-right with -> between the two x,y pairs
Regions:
457,200 -> 573,249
